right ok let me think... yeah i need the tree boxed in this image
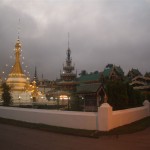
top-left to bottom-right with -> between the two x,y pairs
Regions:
1,82 -> 12,106
79,70 -> 88,76
105,81 -> 144,110
106,81 -> 128,110
126,83 -> 143,107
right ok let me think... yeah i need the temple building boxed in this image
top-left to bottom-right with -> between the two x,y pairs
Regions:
145,72 -> 150,78
76,83 -> 106,112
101,64 -> 124,81
130,76 -> 150,94
127,68 -> 142,80
78,71 -> 101,84
47,42 -> 77,104
38,78 -> 52,94
76,71 -> 106,111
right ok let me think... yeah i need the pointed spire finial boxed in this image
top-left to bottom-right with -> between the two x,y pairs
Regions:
68,32 -> 70,49
34,66 -> 37,78
17,18 -> 21,40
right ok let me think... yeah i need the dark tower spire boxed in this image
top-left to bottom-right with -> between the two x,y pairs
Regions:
58,34 -> 77,92
33,66 -> 38,85
68,32 -> 70,49
66,32 -> 71,62
34,66 -> 37,78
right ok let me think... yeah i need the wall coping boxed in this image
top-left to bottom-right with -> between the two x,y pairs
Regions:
0,106 -> 96,116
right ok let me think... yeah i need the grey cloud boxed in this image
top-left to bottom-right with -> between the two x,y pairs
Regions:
0,0 -> 150,80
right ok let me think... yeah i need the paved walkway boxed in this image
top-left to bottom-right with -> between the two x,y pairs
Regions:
0,123 -> 150,150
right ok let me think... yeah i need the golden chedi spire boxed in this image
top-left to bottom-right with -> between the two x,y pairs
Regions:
10,38 -> 24,75
6,38 -> 28,91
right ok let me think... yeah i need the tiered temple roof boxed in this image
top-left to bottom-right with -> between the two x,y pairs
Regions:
58,45 -> 77,92
127,68 -> 142,80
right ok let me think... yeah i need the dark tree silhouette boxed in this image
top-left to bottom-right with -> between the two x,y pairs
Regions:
105,81 -> 143,110
1,82 -> 12,106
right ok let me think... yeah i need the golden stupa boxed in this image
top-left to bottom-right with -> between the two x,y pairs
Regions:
6,38 -> 47,104
6,38 -> 28,91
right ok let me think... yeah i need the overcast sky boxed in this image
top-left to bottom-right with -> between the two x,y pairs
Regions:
0,0 -> 150,80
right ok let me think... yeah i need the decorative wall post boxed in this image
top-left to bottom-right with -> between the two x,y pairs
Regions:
98,103 -> 112,131
143,100 -> 150,116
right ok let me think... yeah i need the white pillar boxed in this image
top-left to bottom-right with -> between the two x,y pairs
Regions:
98,103 -> 112,131
143,100 -> 150,116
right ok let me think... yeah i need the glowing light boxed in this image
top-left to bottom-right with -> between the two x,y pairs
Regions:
23,57 -> 24,59
6,64 -> 8,67
2,71 -> 5,74
59,95 -> 69,100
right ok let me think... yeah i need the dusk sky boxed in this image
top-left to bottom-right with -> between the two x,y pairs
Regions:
0,0 -> 150,80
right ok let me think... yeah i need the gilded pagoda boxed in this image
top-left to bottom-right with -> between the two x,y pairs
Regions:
6,38 -> 46,103
6,38 -> 28,91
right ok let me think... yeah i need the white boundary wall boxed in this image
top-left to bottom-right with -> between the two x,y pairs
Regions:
0,107 -> 97,130
0,100 -> 149,131
98,100 -> 150,131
